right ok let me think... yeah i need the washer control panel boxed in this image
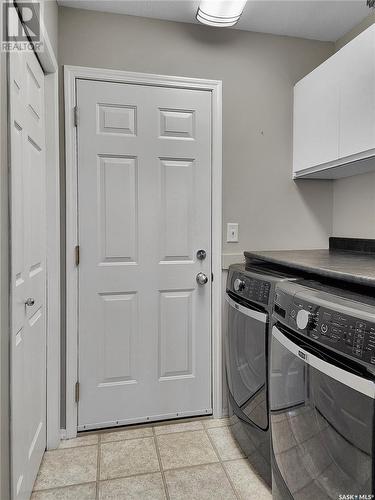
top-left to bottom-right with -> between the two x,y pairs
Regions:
229,271 -> 271,305
274,286 -> 375,366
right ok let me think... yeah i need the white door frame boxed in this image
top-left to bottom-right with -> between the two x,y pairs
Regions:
64,65 -> 222,439
40,24 -> 61,452
8,14 -> 60,451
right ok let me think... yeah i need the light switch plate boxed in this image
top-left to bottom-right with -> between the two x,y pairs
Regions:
227,223 -> 239,243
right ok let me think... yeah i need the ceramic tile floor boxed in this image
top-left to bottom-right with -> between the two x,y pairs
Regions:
32,417 -> 272,499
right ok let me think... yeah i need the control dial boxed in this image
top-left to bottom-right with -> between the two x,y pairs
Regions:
234,278 -> 245,292
296,309 -> 313,330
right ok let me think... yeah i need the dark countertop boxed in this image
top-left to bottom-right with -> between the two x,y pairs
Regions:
244,249 -> 375,288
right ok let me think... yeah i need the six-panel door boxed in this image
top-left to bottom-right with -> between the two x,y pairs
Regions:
77,79 -> 212,429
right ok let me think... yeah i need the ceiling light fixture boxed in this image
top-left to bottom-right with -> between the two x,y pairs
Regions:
196,0 -> 247,27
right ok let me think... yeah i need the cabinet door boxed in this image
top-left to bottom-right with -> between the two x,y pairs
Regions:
293,59 -> 340,174
339,25 -> 375,159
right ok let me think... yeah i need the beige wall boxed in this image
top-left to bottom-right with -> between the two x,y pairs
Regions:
58,7 -> 335,423
332,11 -> 375,239
333,171 -> 375,238
58,7 -> 334,256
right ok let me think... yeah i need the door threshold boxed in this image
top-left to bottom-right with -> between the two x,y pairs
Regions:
78,408 -> 213,432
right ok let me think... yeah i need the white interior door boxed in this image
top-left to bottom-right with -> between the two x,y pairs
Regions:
10,50 -> 47,499
77,79 -> 212,429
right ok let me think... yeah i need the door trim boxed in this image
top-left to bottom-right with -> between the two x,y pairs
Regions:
42,26 -> 61,453
64,65 -> 222,438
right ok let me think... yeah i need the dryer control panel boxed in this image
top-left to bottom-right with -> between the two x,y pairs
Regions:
228,271 -> 271,305
274,282 -> 375,367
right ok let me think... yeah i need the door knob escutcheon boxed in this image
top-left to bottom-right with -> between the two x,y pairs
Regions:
196,249 -> 207,260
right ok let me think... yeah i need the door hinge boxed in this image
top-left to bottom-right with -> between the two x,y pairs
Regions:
211,272 -> 214,282
75,382 -> 80,403
73,105 -> 78,127
75,245 -> 80,266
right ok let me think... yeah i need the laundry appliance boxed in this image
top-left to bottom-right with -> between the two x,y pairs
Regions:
224,262 -> 299,485
270,280 -> 375,499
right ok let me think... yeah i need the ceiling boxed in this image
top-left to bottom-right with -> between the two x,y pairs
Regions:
57,0 -> 372,42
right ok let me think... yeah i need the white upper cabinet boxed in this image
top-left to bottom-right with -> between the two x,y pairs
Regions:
293,59 -> 340,172
293,24 -> 375,179
339,27 -> 375,159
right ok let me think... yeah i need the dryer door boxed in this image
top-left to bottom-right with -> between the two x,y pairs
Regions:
225,293 -> 268,430
270,325 -> 375,499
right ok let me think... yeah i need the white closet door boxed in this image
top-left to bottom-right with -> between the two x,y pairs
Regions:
10,50 -> 47,499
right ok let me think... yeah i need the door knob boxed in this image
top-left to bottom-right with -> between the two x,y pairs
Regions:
25,298 -> 35,307
196,272 -> 209,285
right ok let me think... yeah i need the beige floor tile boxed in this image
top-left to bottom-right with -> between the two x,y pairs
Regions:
99,472 -> 166,499
101,426 -> 153,443
165,463 -> 236,500
33,447 -> 98,490
154,420 -> 204,435
224,459 -> 272,500
207,426 -> 245,461
58,434 -> 99,449
100,437 -> 159,480
157,430 -> 218,470
31,483 -> 97,500
203,418 -> 230,429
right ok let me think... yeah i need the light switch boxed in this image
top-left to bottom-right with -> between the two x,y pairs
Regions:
227,223 -> 239,243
